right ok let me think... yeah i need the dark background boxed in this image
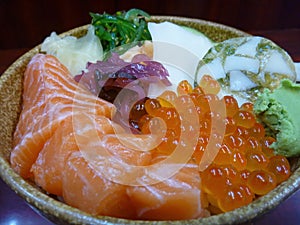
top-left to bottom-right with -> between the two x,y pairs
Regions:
1,0 -> 300,49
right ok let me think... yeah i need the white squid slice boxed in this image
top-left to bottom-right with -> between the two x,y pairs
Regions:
265,51 -> 295,76
229,71 -> 257,91
295,62 -> 300,81
224,56 -> 260,74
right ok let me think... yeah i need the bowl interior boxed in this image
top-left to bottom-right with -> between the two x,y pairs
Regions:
0,16 -> 299,225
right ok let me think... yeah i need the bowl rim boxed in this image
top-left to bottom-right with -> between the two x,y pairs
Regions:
0,15 -> 299,225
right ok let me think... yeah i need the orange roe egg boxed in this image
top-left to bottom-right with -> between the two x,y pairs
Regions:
141,117 -> 166,134
267,155 -> 291,184
220,165 -> 239,185
224,135 -> 247,152
199,74 -> 221,94
138,114 -> 153,131
154,107 -> 180,130
192,85 -> 204,94
156,129 -> 179,154
246,136 -> 262,152
189,92 -> 201,107
222,95 -> 239,117
207,193 -> 219,208
240,102 -> 254,112
218,184 -> 254,212
234,126 -> 250,139
245,150 -> 269,171
145,98 -> 161,116
233,110 -> 256,129
231,150 -> 247,171
157,90 -> 177,107
261,136 -> 276,157
224,117 -> 237,135
175,94 -> 195,108
248,123 -> 265,140
196,94 -> 220,114
239,169 -> 251,184
196,135 -> 209,151
129,97 -> 148,130
199,119 -> 211,136
214,144 -> 232,165
177,80 -> 193,95
247,170 -> 277,195
201,165 -> 229,196
193,135 -> 209,164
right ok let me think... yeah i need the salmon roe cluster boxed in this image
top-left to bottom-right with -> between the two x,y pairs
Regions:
129,75 -> 291,214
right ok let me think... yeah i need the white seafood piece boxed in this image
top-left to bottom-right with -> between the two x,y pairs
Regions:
147,21 -> 214,97
229,71 -> 257,91
294,62 -> 300,81
195,36 -> 297,102
148,21 -> 214,60
224,56 -> 260,74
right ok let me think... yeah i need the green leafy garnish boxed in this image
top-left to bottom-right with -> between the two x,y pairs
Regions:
90,9 -> 151,53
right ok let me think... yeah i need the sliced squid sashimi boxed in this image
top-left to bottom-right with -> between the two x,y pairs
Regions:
196,36 -> 297,104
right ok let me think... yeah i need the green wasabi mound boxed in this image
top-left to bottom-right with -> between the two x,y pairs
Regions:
254,79 -> 300,157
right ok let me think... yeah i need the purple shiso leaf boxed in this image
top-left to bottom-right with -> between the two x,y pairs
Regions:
74,53 -> 171,98
74,52 -> 171,132
74,53 -> 129,95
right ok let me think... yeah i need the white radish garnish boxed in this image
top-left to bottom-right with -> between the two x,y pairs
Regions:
196,36 -> 297,103
148,21 -> 214,60
147,21 -> 214,97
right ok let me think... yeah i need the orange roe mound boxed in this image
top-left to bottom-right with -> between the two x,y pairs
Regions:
129,75 -> 291,214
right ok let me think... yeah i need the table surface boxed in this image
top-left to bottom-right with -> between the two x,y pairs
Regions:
0,28 -> 300,225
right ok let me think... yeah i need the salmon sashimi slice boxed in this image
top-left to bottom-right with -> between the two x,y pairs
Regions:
31,121 -> 77,196
11,54 -> 116,178
66,112 -> 204,220
31,115 -> 117,196
62,150 -> 150,219
62,151 -> 135,219
61,113 -> 152,218
127,162 -> 207,220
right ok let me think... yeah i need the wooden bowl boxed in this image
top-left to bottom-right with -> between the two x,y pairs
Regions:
0,16 -> 299,225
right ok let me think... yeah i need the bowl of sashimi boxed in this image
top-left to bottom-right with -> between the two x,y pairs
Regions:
0,10 -> 300,225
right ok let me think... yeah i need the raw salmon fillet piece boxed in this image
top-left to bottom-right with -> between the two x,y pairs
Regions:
30,115 -> 116,196
62,151 -> 137,219
10,54 -> 116,178
127,162 -> 207,220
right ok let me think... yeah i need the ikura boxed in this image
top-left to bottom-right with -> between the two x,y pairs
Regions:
199,74 -> 221,94
222,95 -> 239,117
247,170 -> 277,195
267,155 -> 291,184
217,184 -> 254,212
177,80 -> 193,95
127,75 -> 291,214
